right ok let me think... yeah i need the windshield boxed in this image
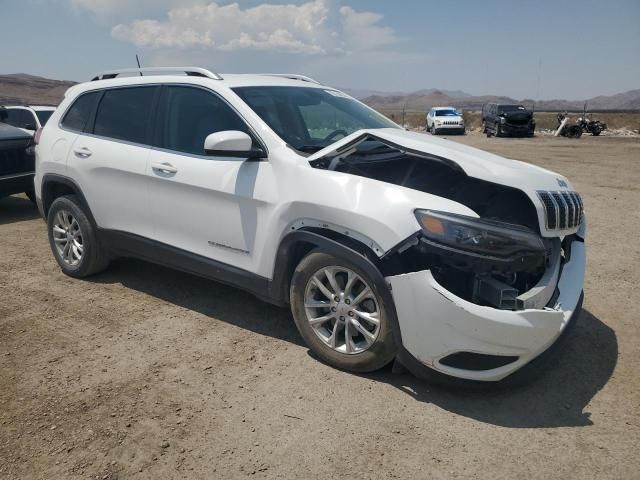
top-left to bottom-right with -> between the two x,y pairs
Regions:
498,105 -> 527,114
435,109 -> 460,117
233,86 -> 398,153
35,110 -> 54,125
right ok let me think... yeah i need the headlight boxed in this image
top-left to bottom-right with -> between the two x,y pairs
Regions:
435,120 -> 442,124
500,117 -> 506,124
414,210 -> 545,259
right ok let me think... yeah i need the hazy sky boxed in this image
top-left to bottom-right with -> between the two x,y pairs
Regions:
1,0 -> 638,99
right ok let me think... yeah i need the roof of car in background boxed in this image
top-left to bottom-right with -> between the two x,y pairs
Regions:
2,105 -> 57,110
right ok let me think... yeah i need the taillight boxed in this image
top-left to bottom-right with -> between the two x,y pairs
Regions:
34,127 -> 43,145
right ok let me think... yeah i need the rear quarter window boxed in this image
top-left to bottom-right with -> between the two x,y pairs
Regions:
61,92 -> 101,132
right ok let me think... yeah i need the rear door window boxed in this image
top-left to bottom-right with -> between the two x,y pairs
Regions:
61,92 -> 101,132
93,86 -> 158,145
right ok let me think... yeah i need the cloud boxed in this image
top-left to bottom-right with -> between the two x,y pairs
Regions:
110,1 -> 397,55
338,6 -> 398,53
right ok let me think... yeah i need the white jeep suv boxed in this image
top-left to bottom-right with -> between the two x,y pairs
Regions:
426,107 -> 465,135
34,67 -> 586,383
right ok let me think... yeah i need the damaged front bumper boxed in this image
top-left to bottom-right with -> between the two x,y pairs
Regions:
386,233 -> 585,382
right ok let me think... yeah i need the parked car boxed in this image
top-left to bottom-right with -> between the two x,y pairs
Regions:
426,107 -> 465,135
34,67 -> 585,383
482,103 -> 535,137
1,105 -> 56,134
0,108 -> 36,201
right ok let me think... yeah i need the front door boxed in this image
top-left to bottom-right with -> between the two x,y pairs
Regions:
146,85 -> 270,272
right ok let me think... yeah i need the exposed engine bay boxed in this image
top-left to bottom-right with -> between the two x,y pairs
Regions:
310,135 -> 563,311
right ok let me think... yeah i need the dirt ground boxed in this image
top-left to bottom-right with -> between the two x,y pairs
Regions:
1,134 -> 639,479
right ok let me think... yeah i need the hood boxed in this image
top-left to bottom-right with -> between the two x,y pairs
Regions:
501,110 -> 533,121
0,122 -> 33,141
308,128 -> 579,237
307,128 -> 569,194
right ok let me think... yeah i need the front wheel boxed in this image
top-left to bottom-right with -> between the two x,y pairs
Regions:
430,123 -> 437,135
495,122 -> 502,137
290,251 -> 397,373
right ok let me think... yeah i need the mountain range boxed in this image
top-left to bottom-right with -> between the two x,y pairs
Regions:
1,73 -> 638,112
353,88 -> 640,112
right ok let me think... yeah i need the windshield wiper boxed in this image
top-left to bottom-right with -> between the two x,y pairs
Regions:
297,145 -> 325,153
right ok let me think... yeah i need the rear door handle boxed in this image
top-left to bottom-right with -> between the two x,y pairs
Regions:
73,147 -> 92,158
151,162 -> 178,174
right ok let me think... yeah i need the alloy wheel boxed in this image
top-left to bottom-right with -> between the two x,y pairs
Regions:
52,209 -> 84,266
303,266 -> 381,354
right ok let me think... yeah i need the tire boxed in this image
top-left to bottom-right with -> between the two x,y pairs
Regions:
569,126 -> 582,139
47,194 -> 109,278
290,251 -> 397,373
494,122 -> 502,137
431,123 -> 437,135
592,130 -> 601,136
481,121 -> 486,134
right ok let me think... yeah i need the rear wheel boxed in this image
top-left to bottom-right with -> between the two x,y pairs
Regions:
47,195 -> 109,278
290,251 -> 397,372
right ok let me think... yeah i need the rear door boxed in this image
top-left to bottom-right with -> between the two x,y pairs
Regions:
67,85 -> 159,238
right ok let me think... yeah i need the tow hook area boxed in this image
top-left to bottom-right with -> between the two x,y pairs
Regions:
474,276 -> 518,310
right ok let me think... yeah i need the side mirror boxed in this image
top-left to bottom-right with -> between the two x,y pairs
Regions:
204,130 -> 265,159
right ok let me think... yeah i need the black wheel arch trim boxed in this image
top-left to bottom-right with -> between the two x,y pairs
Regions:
268,230 -> 404,350
41,174 -> 97,226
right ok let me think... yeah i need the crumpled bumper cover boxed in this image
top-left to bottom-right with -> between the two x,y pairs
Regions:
386,239 -> 586,382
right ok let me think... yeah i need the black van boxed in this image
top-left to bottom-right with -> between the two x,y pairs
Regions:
482,103 -> 535,137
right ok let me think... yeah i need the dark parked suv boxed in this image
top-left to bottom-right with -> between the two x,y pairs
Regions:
482,103 -> 535,137
0,107 -> 36,201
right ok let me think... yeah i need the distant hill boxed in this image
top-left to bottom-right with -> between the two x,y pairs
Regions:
0,74 -> 76,105
361,89 -> 640,112
340,86 -> 472,100
0,73 -> 637,112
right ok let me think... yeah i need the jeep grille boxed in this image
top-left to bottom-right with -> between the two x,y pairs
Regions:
537,191 -> 583,230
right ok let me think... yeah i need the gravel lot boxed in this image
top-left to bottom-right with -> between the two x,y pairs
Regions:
1,134 -> 639,479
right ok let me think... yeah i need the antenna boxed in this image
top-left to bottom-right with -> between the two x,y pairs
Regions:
136,54 -> 142,76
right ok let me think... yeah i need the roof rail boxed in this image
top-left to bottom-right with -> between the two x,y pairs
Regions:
260,74 -> 320,84
90,67 -> 223,81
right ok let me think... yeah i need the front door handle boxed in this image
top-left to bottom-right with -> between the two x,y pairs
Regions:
73,147 -> 92,158
151,162 -> 178,175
